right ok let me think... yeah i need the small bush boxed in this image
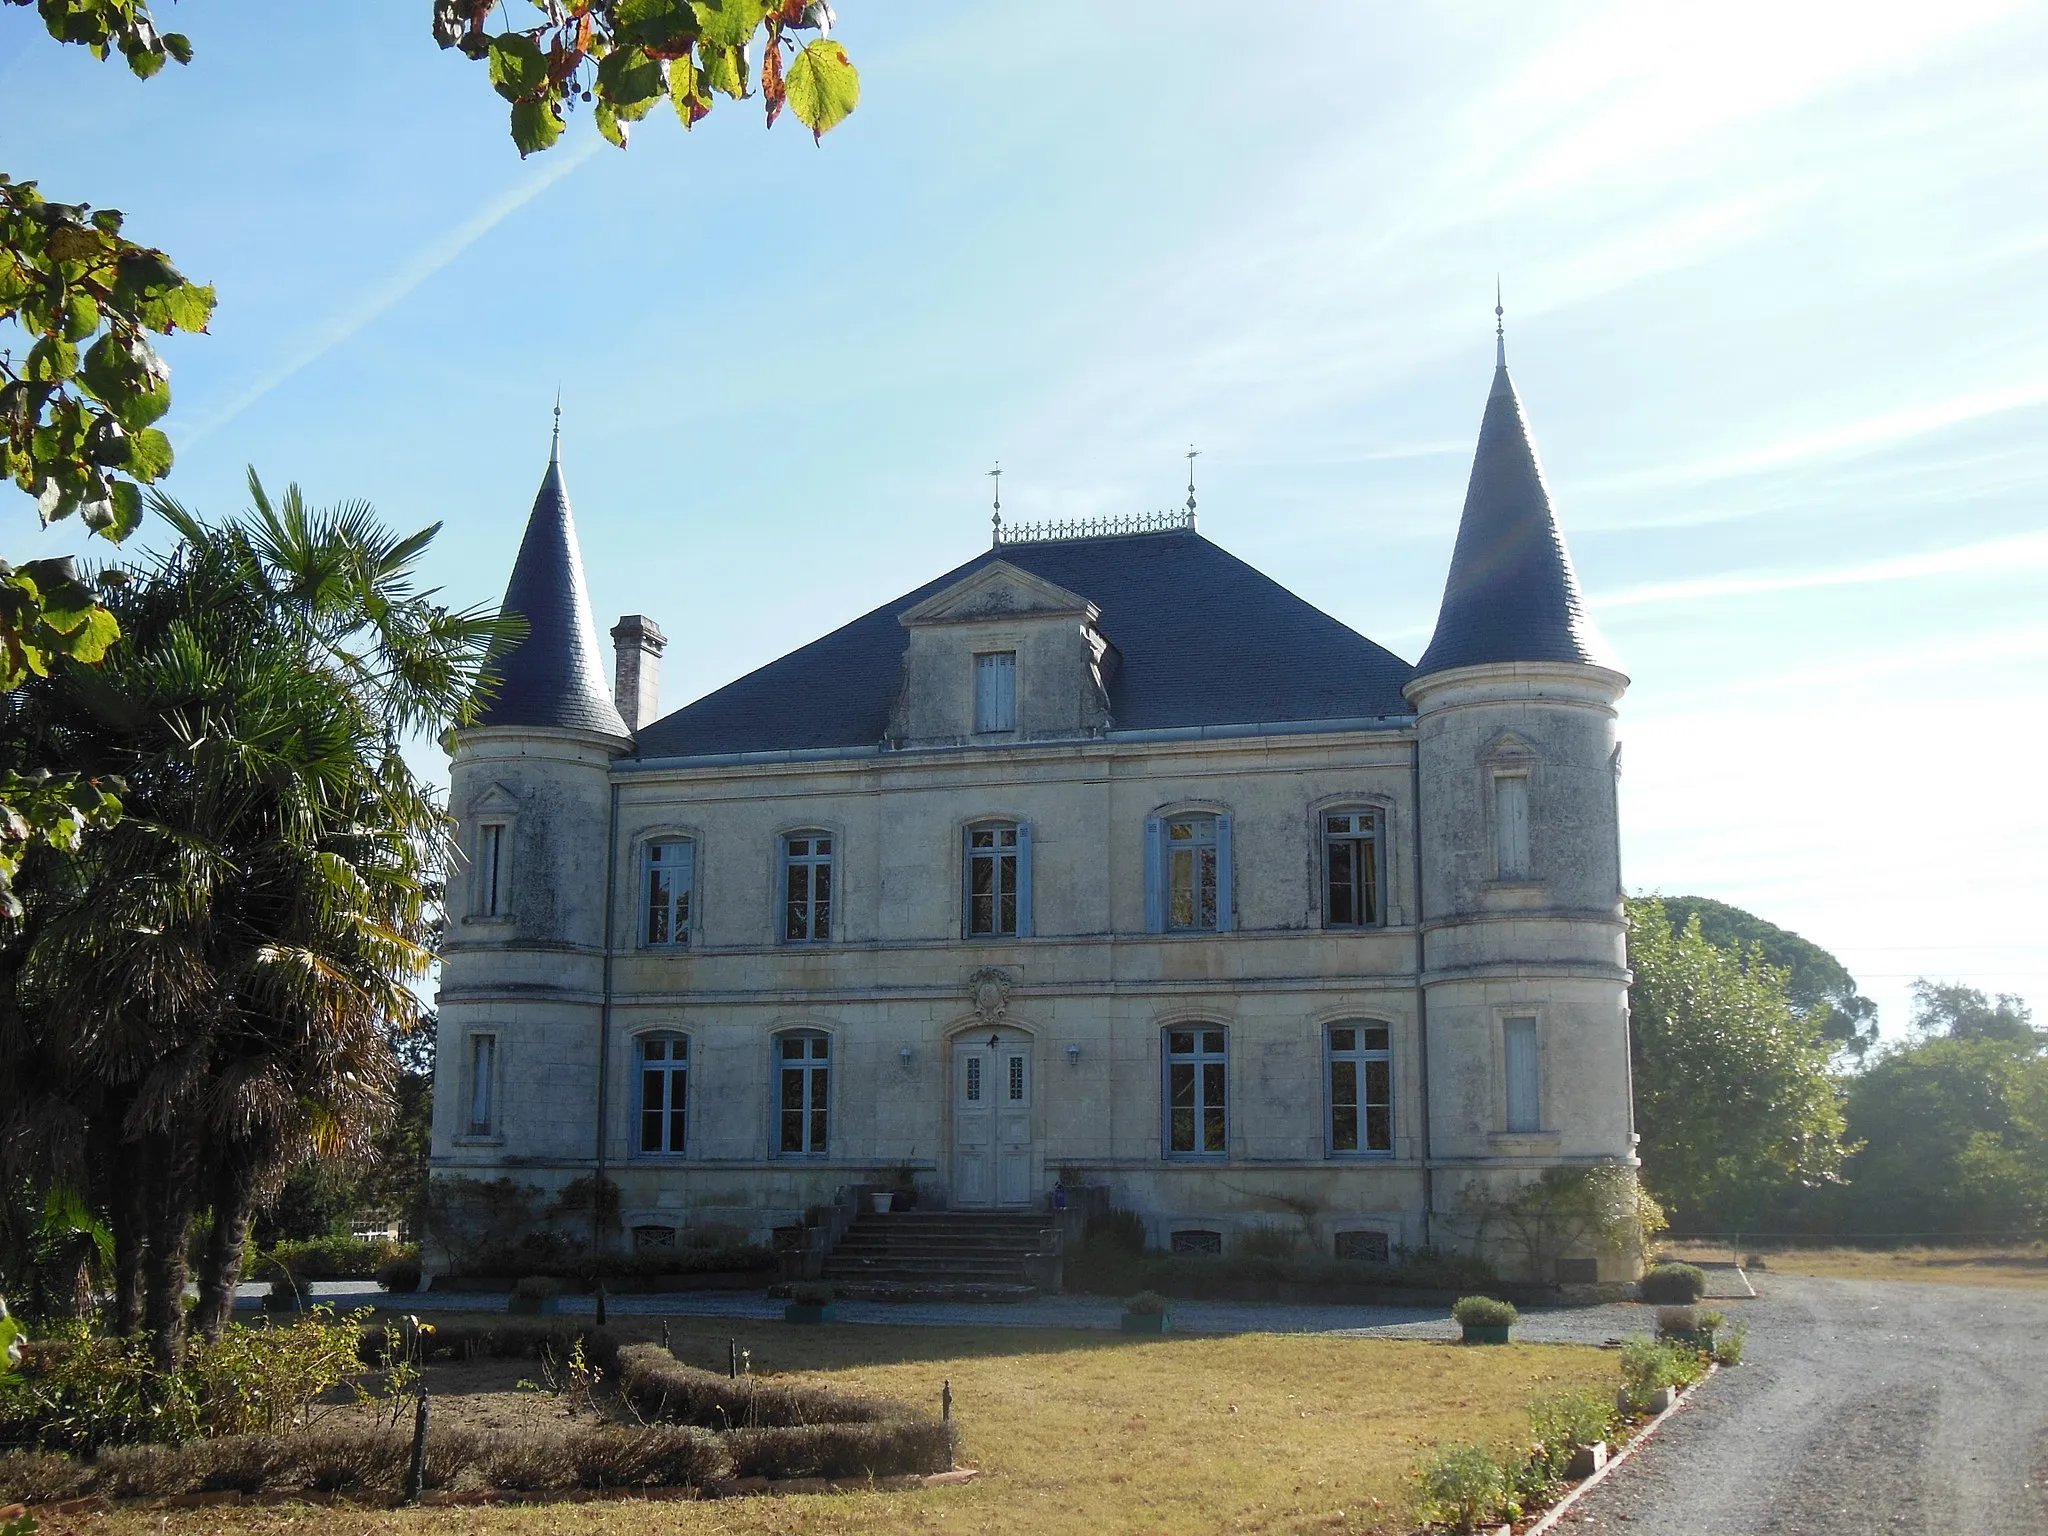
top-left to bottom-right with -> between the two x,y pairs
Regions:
1713,1319 -> 1748,1366
612,1343 -> 904,1430
1416,1442 -> 1517,1532
513,1275 -> 564,1301
1083,1208 -> 1147,1257
1619,1336 -> 1707,1408
1697,1309 -> 1726,1331
1234,1223 -> 1306,1260
1451,1295 -> 1519,1328
1654,1305 -> 1698,1334
1639,1262 -> 1707,1304
1124,1290 -> 1171,1317
358,1320 -> 588,1365
377,1257 -> 422,1293
790,1281 -> 834,1308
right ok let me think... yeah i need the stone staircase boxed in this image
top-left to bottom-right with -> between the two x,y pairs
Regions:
819,1210 -> 1057,1299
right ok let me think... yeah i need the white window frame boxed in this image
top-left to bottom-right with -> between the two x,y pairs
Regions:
1503,1015 -> 1542,1134
1145,811 -> 1234,934
1321,809 -> 1384,928
775,1030 -> 832,1156
1162,1024 -> 1229,1159
780,831 -> 835,945
1325,1021 -> 1394,1156
641,837 -> 696,948
963,820 -> 1033,938
461,1031 -> 501,1141
634,1032 -> 689,1157
974,651 -> 1017,733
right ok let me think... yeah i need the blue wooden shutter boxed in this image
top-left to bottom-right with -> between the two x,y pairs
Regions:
1143,816 -> 1164,933
1015,821 -> 1034,937
960,826 -> 975,938
1504,1017 -> 1540,1132
1214,813 -> 1234,933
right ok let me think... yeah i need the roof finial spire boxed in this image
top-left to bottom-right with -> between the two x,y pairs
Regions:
551,387 -> 562,465
988,462 -> 1003,546
1494,279 -> 1505,368
1185,444 -> 1200,526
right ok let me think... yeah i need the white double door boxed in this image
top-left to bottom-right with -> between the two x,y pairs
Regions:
952,1035 -> 1034,1208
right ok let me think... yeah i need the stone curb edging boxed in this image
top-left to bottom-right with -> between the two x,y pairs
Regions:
1515,1363 -> 1717,1536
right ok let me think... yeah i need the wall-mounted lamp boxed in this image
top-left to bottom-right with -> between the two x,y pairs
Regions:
1065,1042 -> 1082,1065
899,1045 -> 915,1065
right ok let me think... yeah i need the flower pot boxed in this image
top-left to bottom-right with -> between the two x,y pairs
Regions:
785,1303 -> 836,1324
891,1189 -> 916,1211
1618,1384 -> 1676,1415
1567,1441 -> 1609,1478
1121,1312 -> 1170,1334
1664,1328 -> 1716,1354
1460,1323 -> 1512,1344
507,1295 -> 559,1316
868,1192 -> 893,1214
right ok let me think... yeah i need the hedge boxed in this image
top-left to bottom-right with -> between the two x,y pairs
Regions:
445,1246 -> 773,1284
251,1237 -> 417,1282
610,1343 -> 904,1429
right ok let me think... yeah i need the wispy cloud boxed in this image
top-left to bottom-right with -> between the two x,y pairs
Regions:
182,139 -> 603,445
1592,526 -> 2048,610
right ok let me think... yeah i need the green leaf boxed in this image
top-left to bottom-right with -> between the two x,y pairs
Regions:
595,102 -> 630,149
701,42 -> 748,99
27,338 -> 79,384
115,374 -> 173,430
784,38 -> 859,138
125,427 -> 173,482
106,479 -> 143,541
488,33 -> 548,101
618,0 -> 700,53
164,33 -> 194,65
163,282 -> 215,333
690,0 -> 770,48
671,54 -> 709,126
510,97 -> 565,157
63,292 -> 102,340
596,44 -> 664,118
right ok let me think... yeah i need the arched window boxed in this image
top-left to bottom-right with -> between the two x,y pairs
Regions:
1327,1022 -> 1393,1155
636,1033 -> 689,1155
1321,810 -> 1382,928
642,838 -> 695,946
781,832 -> 834,943
1162,1026 -> 1228,1158
776,1031 -> 831,1155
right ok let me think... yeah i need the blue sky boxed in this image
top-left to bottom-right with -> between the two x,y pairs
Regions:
6,1 -> 2044,1038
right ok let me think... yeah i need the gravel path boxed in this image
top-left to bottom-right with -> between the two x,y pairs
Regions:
1562,1273 -> 2048,1535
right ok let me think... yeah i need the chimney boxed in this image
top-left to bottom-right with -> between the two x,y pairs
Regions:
610,615 -> 666,734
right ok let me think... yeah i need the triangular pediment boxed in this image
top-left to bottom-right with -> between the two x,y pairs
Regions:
469,781 -> 523,816
898,561 -> 1097,628
1479,731 -> 1542,764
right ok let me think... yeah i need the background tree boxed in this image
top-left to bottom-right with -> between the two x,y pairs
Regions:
1626,896 -> 1850,1232
1657,894 -> 1879,1056
1907,980 -> 2040,1046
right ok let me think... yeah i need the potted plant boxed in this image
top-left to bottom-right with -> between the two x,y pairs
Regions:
1638,1262 -> 1707,1304
1656,1306 -> 1722,1354
786,1281 -> 836,1324
890,1162 -> 918,1211
1451,1294 -> 1519,1344
508,1274 -> 562,1316
1121,1290 -> 1172,1335
262,1275 -> 301,1314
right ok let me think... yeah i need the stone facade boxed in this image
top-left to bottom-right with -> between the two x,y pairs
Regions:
430,349 -> 1642,1281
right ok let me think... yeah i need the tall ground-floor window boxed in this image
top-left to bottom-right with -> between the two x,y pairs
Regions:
637,1033 -> 688,1155
1163,1026 -> 1228,1157
777,1031 -> 830,1154
1326,1022 -> 1393,1154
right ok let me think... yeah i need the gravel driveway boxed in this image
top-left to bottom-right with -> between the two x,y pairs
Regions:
1563,1273 -> 2048,1535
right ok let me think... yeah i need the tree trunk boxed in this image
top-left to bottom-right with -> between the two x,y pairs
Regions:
140,1130 -> 199,1376
193,1155 -> 262,1341
108,1136 -> 148,1337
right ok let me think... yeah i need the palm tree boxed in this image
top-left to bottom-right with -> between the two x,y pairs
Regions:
0,473 -> 502,1367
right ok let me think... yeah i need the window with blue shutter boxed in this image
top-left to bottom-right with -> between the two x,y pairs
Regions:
1149,813 -> 1231,933
1504,1016 -> 1541,1132
964,821 -> 1032,938
974,652 -> 1017,732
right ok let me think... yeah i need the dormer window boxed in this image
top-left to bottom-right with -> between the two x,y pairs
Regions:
974,652 -> 1017,732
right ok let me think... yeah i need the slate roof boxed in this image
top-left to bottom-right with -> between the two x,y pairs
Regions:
630,531 -> 1418,759
473,451 -> 629,737
1414,362 -> 1619,677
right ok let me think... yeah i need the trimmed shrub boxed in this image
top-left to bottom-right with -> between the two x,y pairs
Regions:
1416,1442 -> 1517,1532
1124,1290 -> 1170,1317
252,1237 -> 415,1282
1619,1336 -> 1707,1408
1654,1305 -> 1698,1334
1451,1295 -> 1519,1328
1067,1242 -> 1497,1301
446,1245 -> 774,1284
1639,1263 -> 1707,1304
727,1420 -> 955,1480
377,1256 -> 423,1293
611,1343 -> 903,1430
790,1281 -> 835,1308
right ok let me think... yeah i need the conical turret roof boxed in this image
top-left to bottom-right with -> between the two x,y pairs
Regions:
1414,359 -> 1618,678
473,442 -> 628,737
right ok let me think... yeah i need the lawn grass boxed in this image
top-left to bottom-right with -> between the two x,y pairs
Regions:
1666,1241 -> 2048,1289
83,1313 -> 1617,1536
